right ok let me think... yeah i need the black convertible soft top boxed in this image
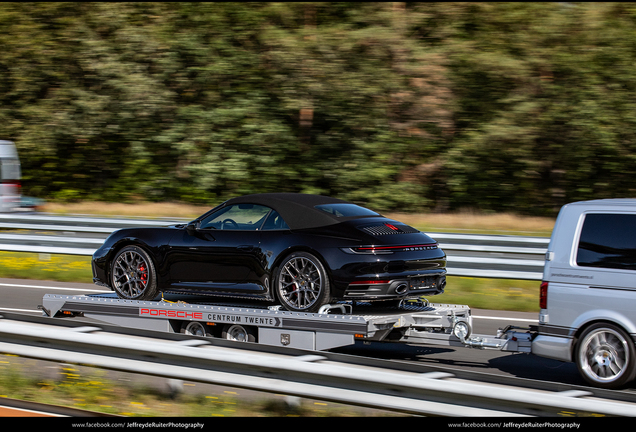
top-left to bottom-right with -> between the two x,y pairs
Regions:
223,193 -> 373,230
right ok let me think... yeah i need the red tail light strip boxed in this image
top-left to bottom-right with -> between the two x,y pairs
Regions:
355,243 -> 438,252
540,281 -> 548,309
349,280 -> 391,285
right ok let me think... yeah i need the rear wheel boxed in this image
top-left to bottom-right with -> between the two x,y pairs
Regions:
275,252 -> 330,313
575,323 -> 636,389
111,245 -> 159,301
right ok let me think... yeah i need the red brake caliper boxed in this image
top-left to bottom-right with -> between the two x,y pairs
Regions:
139,264 -> 147,286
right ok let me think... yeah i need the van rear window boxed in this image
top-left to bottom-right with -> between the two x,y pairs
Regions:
1,158 -> 20,181
577,213 -> 636,270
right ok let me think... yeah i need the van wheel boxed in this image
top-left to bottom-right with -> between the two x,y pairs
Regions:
575,323 -> 636,389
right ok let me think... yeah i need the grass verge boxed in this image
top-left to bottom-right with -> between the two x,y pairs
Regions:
40,201 -> 557,237
0,355 -> 397,417
0,251 -> 92,282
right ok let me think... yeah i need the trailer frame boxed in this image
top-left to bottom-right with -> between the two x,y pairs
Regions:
40,292 -> 486,351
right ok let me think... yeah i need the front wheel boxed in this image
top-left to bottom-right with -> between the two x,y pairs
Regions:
575,323 -> 636,389
275,251 -> 330,313
111,245 -> 159,301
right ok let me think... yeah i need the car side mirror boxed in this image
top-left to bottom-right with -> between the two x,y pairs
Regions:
186,220 -> 200,234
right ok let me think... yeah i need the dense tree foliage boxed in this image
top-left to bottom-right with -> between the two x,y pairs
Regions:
1,2 -> 636,215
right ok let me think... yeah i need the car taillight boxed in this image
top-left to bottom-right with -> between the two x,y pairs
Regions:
539,281 -> 548,309
349,280 -> 391,285
345,244 -> 438,254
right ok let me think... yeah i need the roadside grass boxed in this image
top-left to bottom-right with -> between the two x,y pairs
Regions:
0,355 -> 396,417
387,211 -> 555,237
39,201 -> 557,236
41,201 -> 208,220
432,277 -> 540,312
0,251 -> 92,282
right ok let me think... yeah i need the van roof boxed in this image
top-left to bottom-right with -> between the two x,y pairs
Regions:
569,198 -> 636,207
0,141 -> 18,158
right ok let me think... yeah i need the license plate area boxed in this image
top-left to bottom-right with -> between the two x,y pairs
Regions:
409,276 -> 436,290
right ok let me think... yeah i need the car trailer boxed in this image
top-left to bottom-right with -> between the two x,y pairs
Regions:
39,292 -> 533,353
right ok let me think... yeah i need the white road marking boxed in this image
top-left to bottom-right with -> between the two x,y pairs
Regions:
0,282 -> 107,292
472,315 -> 537,323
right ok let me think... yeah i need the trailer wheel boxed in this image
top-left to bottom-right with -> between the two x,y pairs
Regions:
575,323 -> 636,389
222,324 -> 257,342
181,321 -> 208,337
111,245 -> 159,301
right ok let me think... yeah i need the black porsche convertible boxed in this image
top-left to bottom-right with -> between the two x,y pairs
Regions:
92,193 -> 447,312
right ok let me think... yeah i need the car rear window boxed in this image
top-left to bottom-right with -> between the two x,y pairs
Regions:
315,203 -> 379,218
576,213 -> 636,270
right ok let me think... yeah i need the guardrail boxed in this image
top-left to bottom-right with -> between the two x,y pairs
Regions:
0,213 -> 548,280
0,315 -> 632,417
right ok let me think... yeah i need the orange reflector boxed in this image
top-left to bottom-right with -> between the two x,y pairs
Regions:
206,322 -> 216,326
354,334 -> 365,339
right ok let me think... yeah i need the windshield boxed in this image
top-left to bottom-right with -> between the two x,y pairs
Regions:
315,203 -> 379,218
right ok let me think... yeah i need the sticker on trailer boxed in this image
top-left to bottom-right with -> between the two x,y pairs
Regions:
139,307 -> 283,327
139,308 -> 204,320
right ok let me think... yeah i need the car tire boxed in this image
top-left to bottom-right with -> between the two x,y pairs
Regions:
275,251 -> 331,313
111,245 -> 159,301
575,322 -> 636,389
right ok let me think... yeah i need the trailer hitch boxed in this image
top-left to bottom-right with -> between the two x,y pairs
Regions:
455,321 -> 535,352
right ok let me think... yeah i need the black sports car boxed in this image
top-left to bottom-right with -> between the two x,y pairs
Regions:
92,193 -> 447,312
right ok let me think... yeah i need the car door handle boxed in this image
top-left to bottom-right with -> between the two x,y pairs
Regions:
237,245 -> 255,252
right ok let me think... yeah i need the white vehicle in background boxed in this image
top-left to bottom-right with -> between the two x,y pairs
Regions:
0,140 -> 21,212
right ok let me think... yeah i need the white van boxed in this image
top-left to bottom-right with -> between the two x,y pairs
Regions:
0,140 -> 21,212
534,199 -> 636,388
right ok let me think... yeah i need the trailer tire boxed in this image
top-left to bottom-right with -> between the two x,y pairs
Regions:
575,322 -> 636,389
181,321 -> 208,337
222,324 -> 257,342
111,245 -> 159,301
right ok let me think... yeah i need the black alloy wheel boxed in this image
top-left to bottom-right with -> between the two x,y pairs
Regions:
275,251 -> 330,313
111,245 -> 159,301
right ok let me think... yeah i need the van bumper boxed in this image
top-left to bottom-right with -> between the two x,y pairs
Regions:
532,335 -> 573,362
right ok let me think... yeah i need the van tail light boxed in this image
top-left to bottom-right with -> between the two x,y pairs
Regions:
3,180 -> 21,196
540,281 -> 548,309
